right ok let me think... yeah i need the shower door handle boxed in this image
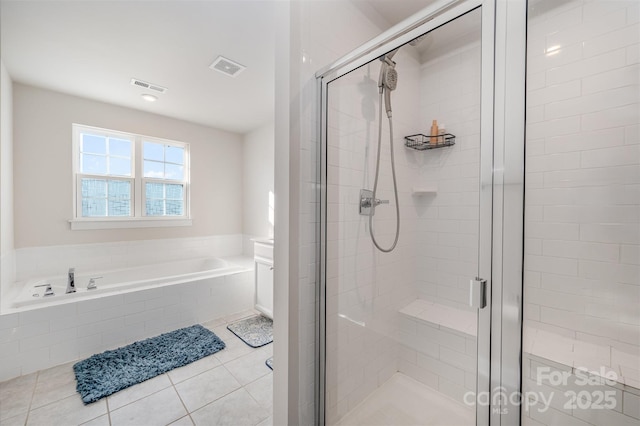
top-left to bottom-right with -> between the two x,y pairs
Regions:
469,277 -> 487,309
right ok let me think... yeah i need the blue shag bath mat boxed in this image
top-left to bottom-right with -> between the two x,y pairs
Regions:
266,357 -> 273,370
73,324 -> 225,404
227,315 -> 273,348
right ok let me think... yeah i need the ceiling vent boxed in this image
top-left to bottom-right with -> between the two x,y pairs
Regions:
130,78 -> 167,94
209,56 -> 246,77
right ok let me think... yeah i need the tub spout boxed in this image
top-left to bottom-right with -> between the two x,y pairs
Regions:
67,268 -> 76,293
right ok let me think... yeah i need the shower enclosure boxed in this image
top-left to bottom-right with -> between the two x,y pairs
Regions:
318,1 -> 501,424
317,0 -> 639,425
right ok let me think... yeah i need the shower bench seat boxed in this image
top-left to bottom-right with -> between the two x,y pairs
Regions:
399,298 -> 477,338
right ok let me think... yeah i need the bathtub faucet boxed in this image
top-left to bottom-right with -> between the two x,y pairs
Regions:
87,276 -> 102,290
66,268 -> 76,294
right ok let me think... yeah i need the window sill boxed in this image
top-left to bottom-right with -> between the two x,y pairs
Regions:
69,218 -> 192,230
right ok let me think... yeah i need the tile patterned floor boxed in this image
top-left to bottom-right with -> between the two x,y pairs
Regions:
0,311 -> 273,426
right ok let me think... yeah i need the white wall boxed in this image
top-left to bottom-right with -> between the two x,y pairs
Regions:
522,0 -> 640,424
243,122 -> 275,254
0,61 -> 15,304
12,83 -> 244,248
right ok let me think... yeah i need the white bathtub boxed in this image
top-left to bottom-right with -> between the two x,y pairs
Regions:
11,257 -> 249,309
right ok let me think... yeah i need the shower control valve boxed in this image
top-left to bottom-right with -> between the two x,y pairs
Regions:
359,189 -> 389,216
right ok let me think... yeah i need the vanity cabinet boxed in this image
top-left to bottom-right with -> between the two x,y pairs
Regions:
253,239 -> 273,319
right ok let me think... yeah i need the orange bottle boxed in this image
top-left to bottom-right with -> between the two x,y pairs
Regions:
430,120 -> 439,145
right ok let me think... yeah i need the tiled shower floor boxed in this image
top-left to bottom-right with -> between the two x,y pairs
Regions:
336,373 -> 474,426
0,311 -> 273,426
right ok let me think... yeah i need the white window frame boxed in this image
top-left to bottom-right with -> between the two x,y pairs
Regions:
70,124 -> 192,230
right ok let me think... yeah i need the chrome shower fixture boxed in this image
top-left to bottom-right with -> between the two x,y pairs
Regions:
367,47 -> 402,253
378,48 -> 399,118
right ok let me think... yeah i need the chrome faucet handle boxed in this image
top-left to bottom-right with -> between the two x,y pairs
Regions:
87,276 -> 102,290
34,284 -> 55,297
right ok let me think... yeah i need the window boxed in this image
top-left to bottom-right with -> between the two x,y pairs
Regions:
72,124 -> 190,229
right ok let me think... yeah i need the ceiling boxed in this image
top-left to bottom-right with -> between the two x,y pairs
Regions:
0,1 -> 478,135
0,1 -> 276,134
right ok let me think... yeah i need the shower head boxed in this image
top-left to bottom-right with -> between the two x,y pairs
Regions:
377,48 -> 399,118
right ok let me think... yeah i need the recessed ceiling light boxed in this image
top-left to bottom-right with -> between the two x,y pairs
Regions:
141,94 -> 157,102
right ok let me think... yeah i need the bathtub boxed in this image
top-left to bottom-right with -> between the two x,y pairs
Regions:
11,257 -> 250,309
0,255 -> 255,381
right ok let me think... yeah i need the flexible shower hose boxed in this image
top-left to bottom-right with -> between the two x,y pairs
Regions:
369,91 -> 400,253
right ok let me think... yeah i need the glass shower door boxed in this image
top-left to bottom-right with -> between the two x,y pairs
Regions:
320,3 -> 494,425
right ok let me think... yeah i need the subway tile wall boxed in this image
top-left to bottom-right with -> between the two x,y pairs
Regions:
13,234 -> 244,282
414,25 -> 481,310
523,0 -> 640,424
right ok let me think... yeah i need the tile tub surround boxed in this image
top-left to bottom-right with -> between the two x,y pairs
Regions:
0,312 -> 273,426
12,234 -> 245,282
0,266 -> 254,382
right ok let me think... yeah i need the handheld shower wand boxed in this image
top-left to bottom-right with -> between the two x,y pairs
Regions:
367,49 -> 401,253
378,49 -> 399,118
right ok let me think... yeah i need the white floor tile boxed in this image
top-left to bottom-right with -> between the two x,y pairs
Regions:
31,362 -> 78,409
244,373 -> 273,409
107,373 -> 172,411
214,337 -> 254,364
0,373 -> 36,421
79,414 -> 110,426
168,415 -> 195,426
109,387 -> 186,426
175,365 -> 241,412
190,388 -> 269,426
168,355 -> 221,384
0,413 -> 28,426
27,393 -> 106,426
224,348 -> 272,386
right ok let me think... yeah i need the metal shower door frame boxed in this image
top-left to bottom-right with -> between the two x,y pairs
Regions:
315,0 -> 527,424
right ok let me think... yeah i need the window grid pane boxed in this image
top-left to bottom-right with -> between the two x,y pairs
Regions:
81,178 -> 131,217
143,141 -> 185,180
80,133 -> 132,177
145,182 -> 184,217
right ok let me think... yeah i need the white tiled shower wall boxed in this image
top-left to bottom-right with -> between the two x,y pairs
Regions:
396,28 -> 482,406
523,0 -> 639,425
415,36 -> 481,310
